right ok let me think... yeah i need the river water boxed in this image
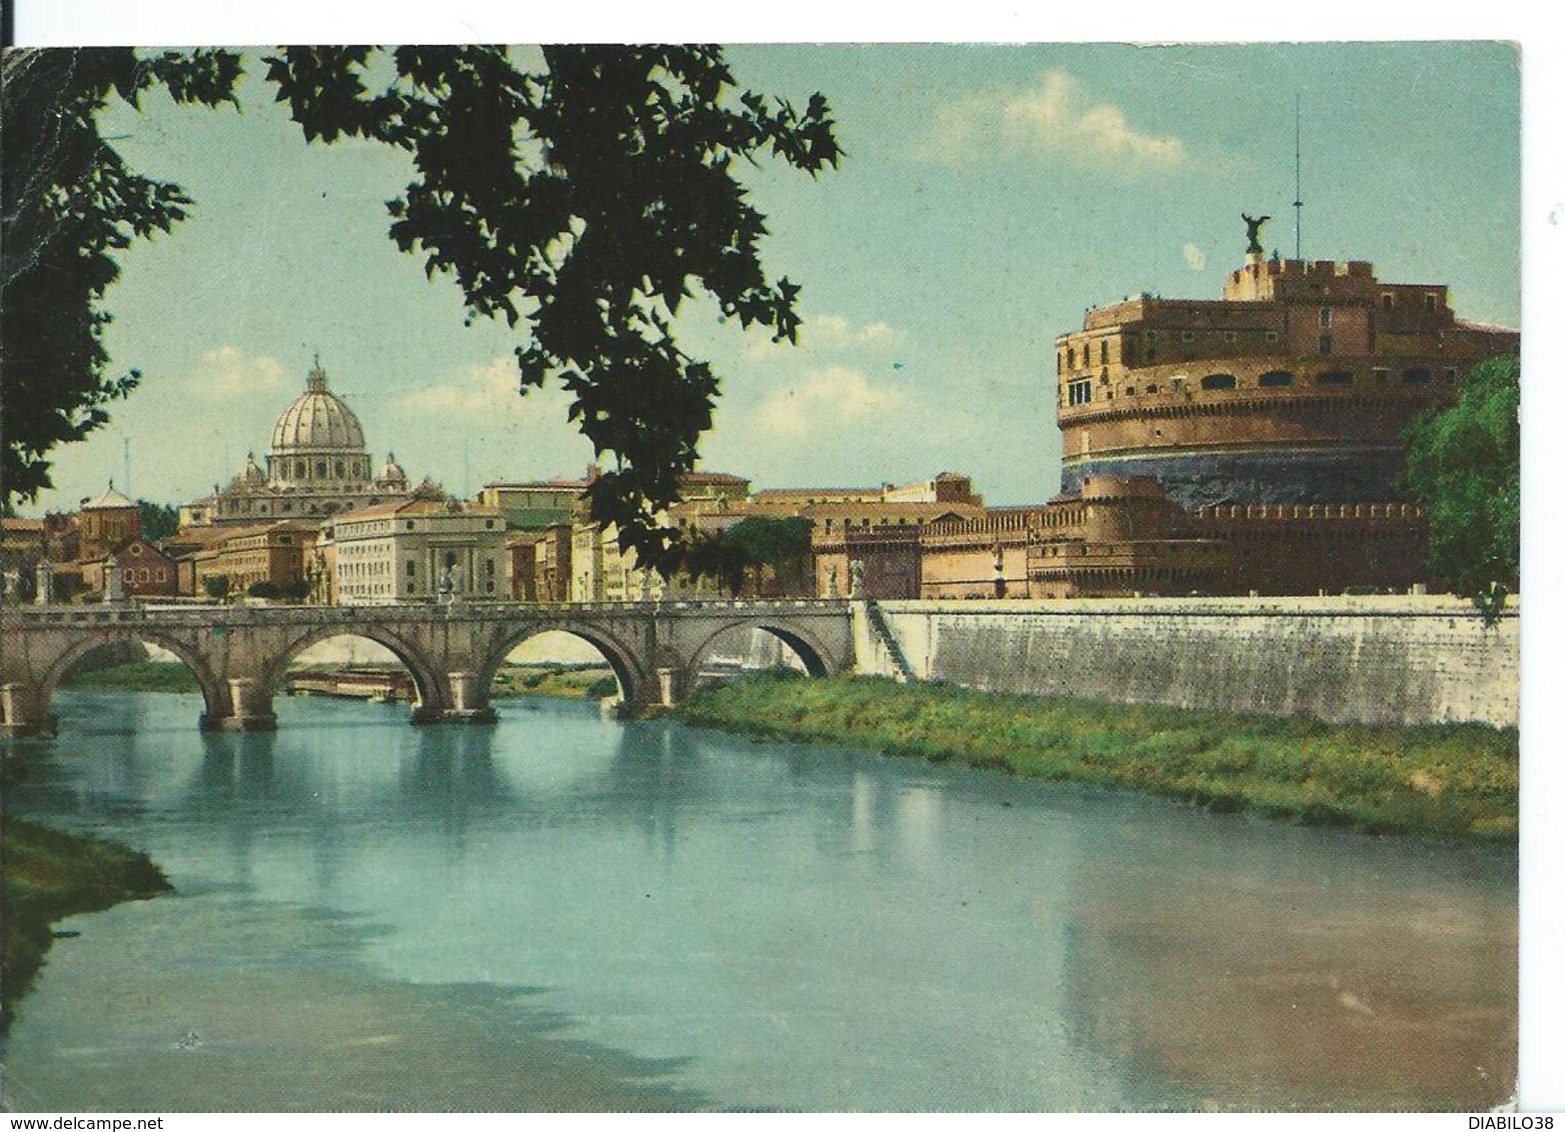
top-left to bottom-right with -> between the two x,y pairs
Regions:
1,690 -> 1516,1111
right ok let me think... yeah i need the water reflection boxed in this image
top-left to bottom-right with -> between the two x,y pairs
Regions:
2,689 -> 1518,1112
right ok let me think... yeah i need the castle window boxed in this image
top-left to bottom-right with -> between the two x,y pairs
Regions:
1372,368 -> 1389,384
1067,348 -> 1075,369
1424,293 -> 1438,312
1066,379 -> 1093,406
1181,330 -> 1195,343
1381,293 -> 1395,311
1125,386 -> 1136,396
1057,352 -> 1064,375
1319,307 -> 1332,328
1318,334 -> 1332,355
406,520 -> 415,530
1200,373 -> 1237,390
1264,331 -> 1279,343
1258,371 -> 1293,387
1402,368 -> 1432,385
1100,341 -> 1108,365
1146,384 -> 1159,394
1316,371 -> 1354,386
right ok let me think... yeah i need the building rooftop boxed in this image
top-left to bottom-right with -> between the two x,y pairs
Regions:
81,484 -> 138,511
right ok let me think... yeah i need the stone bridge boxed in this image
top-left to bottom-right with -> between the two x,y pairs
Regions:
0,600 -> 857,737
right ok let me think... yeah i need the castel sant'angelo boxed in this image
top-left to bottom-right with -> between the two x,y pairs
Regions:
911,217 -> 1519,600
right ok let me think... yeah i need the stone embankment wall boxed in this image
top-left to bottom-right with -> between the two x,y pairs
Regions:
854,596 -> 1518,727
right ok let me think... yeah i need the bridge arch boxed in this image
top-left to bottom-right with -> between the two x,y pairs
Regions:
38,629 -> 228,728
259,624 -> 446,716
680,618 -> 835,695
478,620 -> 651,708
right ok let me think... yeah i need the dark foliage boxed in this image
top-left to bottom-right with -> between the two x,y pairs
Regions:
137,499 -> 179,541
5,46 -> 837,575
683,514 -> 813,595
264,46 -> 839,573
1,48 -> 241,508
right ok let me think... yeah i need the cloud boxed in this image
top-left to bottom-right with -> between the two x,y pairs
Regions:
391,357 -> 581,448
1183,243 -> 1207,271
805,314 -> 905,350
752,365 -> 909,439
741,312 -> 905,363
919,70 -> 1185,170
394,357 -> 521,417
188,346 -> 286,399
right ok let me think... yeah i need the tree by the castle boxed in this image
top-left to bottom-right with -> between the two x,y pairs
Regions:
683,515 -> 813,596
1402,354 -> 1520,622
4,47 -> 840,578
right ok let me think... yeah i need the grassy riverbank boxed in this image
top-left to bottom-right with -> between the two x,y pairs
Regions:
64,661 -> 200,693
677,672 -> 1519,842
0,818 -> 172,1030
491,664 -> 619,700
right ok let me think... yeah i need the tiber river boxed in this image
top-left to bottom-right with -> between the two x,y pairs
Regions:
1,687 -> 1516,1111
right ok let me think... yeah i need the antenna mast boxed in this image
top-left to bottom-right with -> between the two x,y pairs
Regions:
1293,94 -> 1303,260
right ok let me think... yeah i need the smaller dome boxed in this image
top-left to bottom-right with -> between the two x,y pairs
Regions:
242,452 -> 265,484
377,452 -> 408,485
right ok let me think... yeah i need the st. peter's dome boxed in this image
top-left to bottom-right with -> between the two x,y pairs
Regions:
270,358 -> 367,456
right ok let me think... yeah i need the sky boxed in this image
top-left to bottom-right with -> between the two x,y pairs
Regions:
11,39 -> 1525,513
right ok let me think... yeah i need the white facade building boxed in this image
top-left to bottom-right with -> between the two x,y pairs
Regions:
329,500 -> 507,605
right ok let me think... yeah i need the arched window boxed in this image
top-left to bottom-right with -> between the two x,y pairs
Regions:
1200,373 -> 1237,390
1315,371 -> 1353,386
1258,371 -> 1293,387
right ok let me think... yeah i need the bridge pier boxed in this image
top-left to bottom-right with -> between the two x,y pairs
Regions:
1,682 -> 56,739
199,677 -> 278,732
437,671 -> 498,726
